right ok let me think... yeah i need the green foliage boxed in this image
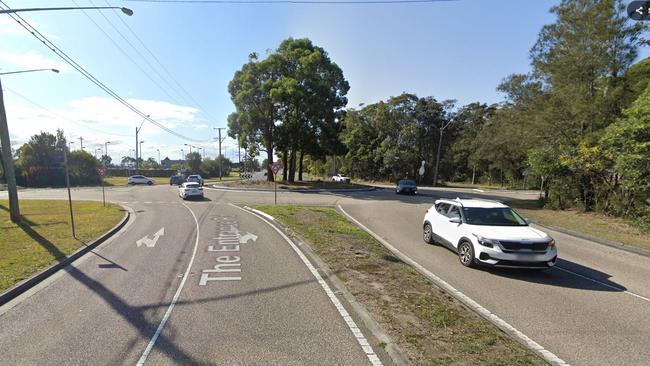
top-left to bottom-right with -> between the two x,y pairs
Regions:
68,150 -> 100,186
185,152 -> 202,173
228,38 -> 349,181
200,156 -> 232,178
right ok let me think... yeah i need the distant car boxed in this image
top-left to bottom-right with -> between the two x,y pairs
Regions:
179,182 -> 203,200
128,175 -> 154,185
396,179 -> 418,195
186,174 -> 204,186
332,174 -> 351,183
422,198 -> 557,269
169,175 -> 185,185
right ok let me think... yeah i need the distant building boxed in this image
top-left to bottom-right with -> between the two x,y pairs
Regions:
161,157 -> 185,169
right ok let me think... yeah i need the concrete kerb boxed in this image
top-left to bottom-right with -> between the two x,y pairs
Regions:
0,205 -> 131,306
335,205 -> 568,366
241,205 -> 412,366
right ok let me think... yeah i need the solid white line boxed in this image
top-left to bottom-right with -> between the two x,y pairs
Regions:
136,202 -> 201,365
337,205 -> 569,366
230,204 -> 382,366
554,266 -> 650,303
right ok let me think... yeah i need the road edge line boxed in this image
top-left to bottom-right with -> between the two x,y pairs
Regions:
336,205 -> 570,366
0,204 -> 131,307
244,206 -> 275,221
230,203 -> 383,366
136,202 -> 201,365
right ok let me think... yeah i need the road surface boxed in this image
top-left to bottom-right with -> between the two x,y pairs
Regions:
1,183 -> 649,365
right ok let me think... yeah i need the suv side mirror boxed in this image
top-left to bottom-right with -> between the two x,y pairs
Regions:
449,217 -> 461,224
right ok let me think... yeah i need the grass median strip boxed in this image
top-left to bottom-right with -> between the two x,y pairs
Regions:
0,200 -> 124,293
253,205 -> 545,366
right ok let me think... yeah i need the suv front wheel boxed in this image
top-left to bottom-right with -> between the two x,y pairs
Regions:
423,223 -> 435,244
458,241 -> 476,268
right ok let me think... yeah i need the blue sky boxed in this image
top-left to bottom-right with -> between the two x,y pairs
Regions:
1,0 -> 647,163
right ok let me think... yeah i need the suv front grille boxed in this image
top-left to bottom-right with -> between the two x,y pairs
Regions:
499,240 -> 549,252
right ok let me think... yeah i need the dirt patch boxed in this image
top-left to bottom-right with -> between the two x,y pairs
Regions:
254,205 -> 546,366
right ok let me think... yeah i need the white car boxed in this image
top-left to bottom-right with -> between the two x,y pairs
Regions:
422,198 -> 557,269
128,175 -> 154,185
332,173 -> 351,183
179,182 -> 204,200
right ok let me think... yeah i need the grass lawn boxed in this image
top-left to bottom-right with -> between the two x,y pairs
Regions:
509,203 -> 650,251
253,205 -> 544,366
103,177 -> 127,186
0,200 -> 125,292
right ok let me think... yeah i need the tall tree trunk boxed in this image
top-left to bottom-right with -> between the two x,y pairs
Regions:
282,151 -> 288,181
298,150 -> 304,181
266,144 -> 274,182
288,147 -> 296,183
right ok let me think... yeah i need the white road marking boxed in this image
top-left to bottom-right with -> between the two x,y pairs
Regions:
472,188 -> 485,192
554,266 -> 650,303
337,205 -> 569,366
136,203 -> 201,365
135,228 -> 165,248
238,232 -> 258,244
245,206 -> 275,221
232,204 -> 382,366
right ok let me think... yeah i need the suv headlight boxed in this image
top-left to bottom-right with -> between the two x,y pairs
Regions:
548,238 -> 556,248
472,234 -> 499,248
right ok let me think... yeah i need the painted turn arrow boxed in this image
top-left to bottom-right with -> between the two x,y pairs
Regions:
136,227 -> 165,248
239,232 -> 258,244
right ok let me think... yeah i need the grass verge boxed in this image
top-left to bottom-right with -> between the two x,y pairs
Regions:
0,200 -> 124,292
508,202 -> 650,251
253,205 -> 545,366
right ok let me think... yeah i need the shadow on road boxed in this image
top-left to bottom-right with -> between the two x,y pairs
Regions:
484,258 -> 627,292
9,209 -> 206,365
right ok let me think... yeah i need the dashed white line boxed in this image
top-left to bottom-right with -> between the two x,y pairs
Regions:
136,202 -> 201,365
232,204 -> 382,366
337,205 -> 569,366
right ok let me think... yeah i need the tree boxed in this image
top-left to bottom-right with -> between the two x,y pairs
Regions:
601,83 -> 650,226
68,150 -> 100,186
185,152 -> 202,173
16,130 -> 66,187
141,157 -> 161,169
228,38 -> 349,182
100,154 -> 113,167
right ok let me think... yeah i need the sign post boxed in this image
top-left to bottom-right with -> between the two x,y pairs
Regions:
269,162 -> 282,205
63,147 -> 76,238
97,166 -> 107,207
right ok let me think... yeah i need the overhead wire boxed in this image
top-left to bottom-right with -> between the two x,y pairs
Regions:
124,0 -> 456,4
0,0 -> 211,143
105,0 -> 219,122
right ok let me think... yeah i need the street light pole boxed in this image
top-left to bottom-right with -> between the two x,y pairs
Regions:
0,77 -> 20,222
0,6 -> 133,16
135,115 -> 149,170
104,141 -> 111,158
214,127 -> 226,181
0,68 -> 59,222
157,149 -> 160,165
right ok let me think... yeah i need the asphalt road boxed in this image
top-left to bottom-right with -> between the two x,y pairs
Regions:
2,183 -> 649,365
0,185 -> 381,365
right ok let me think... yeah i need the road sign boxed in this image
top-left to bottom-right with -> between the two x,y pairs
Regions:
270,162 -> 282,175
96,167 -> 107,177
418,160 -> 426,176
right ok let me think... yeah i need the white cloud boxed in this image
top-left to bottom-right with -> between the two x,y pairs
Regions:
0,50 -> 69,73
4,94 -> 211,161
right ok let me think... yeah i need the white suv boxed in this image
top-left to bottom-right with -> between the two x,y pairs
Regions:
422,198 -> 557,269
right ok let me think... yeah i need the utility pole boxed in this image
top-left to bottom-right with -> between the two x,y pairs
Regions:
135,115 -> 149,170
0,77 -> 20,222
63,146 -> 76,238
237,133 -> 241,179
432,110 -> 455,187
214,127 -> 226,181
78,136 -> 84,151
157,149 -> 160,165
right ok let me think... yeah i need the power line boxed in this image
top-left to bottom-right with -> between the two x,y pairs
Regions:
71,0 -> 188,107
124,0 -> 456,4
105,0 -> 219,122
4,86 -> 133,138
0,1 -> 210,143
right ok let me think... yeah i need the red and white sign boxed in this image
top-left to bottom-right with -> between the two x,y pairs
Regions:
269,162 -> 282,175
96,167 -> 107,177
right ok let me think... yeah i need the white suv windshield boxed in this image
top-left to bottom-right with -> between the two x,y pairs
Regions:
462,207 -> 527,226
